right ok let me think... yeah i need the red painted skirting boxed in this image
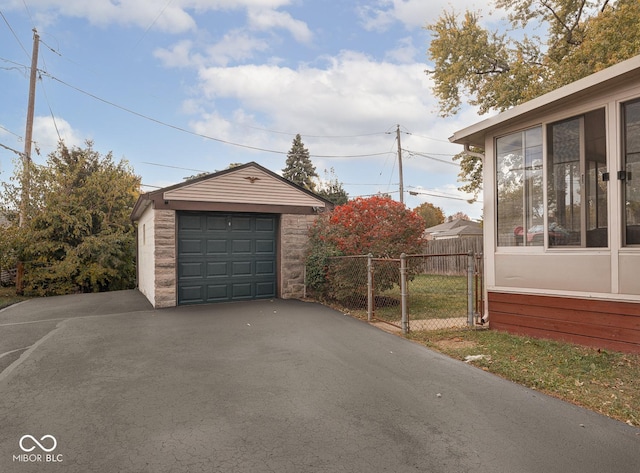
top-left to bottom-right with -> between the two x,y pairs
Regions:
488,292 -> 640,354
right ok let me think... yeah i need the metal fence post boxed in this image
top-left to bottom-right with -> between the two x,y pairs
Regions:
467,251 -> 475,327
367,253 -> 373,322
400,253 -> 408,334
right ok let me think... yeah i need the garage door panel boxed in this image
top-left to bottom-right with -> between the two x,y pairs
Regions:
180,215 -> 204,231
207,215 -> 228,231
207,284 -> 229,301
256,239 -> 275,254
180,239 -> 204,255
206,239 -> 227,254
231,217 -> 252,231
232,239 -> 252,254
180,262 -> 204,278
232,283 -> 253,299
232,261 -> 253,276
256,281 -> 276,297
207,262 -> 228,277
178,212 -> 277,305
180,285 -> 204,304
255,260 -> 275,275
256,218 -> 275,232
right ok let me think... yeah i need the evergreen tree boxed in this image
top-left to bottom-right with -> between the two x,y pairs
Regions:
283,134 -> 318,191
0,141 -> 140,296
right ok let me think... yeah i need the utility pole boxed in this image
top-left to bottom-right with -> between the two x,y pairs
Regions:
20,28 -> 39,227
396,124 -> 404,204
16,28 -> 39,294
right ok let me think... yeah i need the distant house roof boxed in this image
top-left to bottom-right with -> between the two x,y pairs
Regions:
424,218 -> 482,240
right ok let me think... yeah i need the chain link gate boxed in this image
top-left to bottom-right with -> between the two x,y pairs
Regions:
311,253 -> 484,334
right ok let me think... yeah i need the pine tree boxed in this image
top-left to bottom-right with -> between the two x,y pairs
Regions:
0,141 -> 140,296
283,134 -> 318,191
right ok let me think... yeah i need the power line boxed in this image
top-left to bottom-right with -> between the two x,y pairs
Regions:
242,124 -> 388,139
0,10 -> 29,58
141,162 -> 209,173
404,132 -> 453,144
0,141 -> 25,156
408,188 -> 481,203
134,0 -> 175,50
0,56 -> 29,75
40,71 -> 392,159
0,125 -> 23,139
404,149 -> 459,166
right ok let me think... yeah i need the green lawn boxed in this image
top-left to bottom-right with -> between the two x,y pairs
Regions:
409,328 -> 640,427
360,273 -> 469,323
406,274 -> 468,320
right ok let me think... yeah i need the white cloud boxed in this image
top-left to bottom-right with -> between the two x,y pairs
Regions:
358,0 -> 492,31
3,0 -> 304,34
384,36 -> 420,64
154,40 -> 200,68
195,51 -> 435,134
205,30 -> 271,66
247,8 -> 313,43
32,115 -> 85,158
14,0 -> 196,33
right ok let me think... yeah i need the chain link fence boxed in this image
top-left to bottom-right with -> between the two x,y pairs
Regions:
307,253 -> 484,333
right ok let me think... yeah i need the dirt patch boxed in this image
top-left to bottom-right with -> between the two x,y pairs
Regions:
433,337 -> 478,350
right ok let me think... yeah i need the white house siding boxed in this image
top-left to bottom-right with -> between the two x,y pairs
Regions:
494,253 -> 612,294
450,56 -> 640,352
475,78 -> 640,302
154,209 -> 177,308
136,205 -> 155,306
619,253 -> 640,295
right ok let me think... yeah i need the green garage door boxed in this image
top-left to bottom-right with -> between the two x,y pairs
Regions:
177,212 -> 277,304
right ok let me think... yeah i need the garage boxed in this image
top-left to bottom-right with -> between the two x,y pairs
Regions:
177,212 -> 277,304
131,162 -> 333,308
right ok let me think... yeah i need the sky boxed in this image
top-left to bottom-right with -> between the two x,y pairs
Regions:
0,0 -> 496,220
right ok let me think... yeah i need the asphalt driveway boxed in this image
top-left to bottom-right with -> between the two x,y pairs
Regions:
0,291 -> 638,472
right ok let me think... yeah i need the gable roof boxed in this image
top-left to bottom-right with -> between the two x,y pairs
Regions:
450,54 -> 640,148
131,162 -> 334,221
425,218 -> 481,234
424,219 -> 482,239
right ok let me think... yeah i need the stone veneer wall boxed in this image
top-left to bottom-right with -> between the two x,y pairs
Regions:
280,214 -> 317,299
154,209 -> 176,308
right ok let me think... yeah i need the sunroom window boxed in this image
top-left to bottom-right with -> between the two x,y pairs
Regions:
547,109 -> 607,247
496,126 -> 543,246
623,100 -> 640,246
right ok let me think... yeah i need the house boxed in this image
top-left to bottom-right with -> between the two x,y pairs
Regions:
450,56 -> 640,353
130,162 -> 334,308
424,218 -> 483,241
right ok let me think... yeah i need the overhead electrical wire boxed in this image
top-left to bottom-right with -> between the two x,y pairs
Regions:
0,10 -> 30,58
3,44 -> 442,161
40,71 -> 392,159
141,161 -> 209,173
404,149 -> 459,166
133,0 -> 175,50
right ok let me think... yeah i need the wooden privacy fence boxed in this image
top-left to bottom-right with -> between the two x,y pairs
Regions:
422,237 -> 483,275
